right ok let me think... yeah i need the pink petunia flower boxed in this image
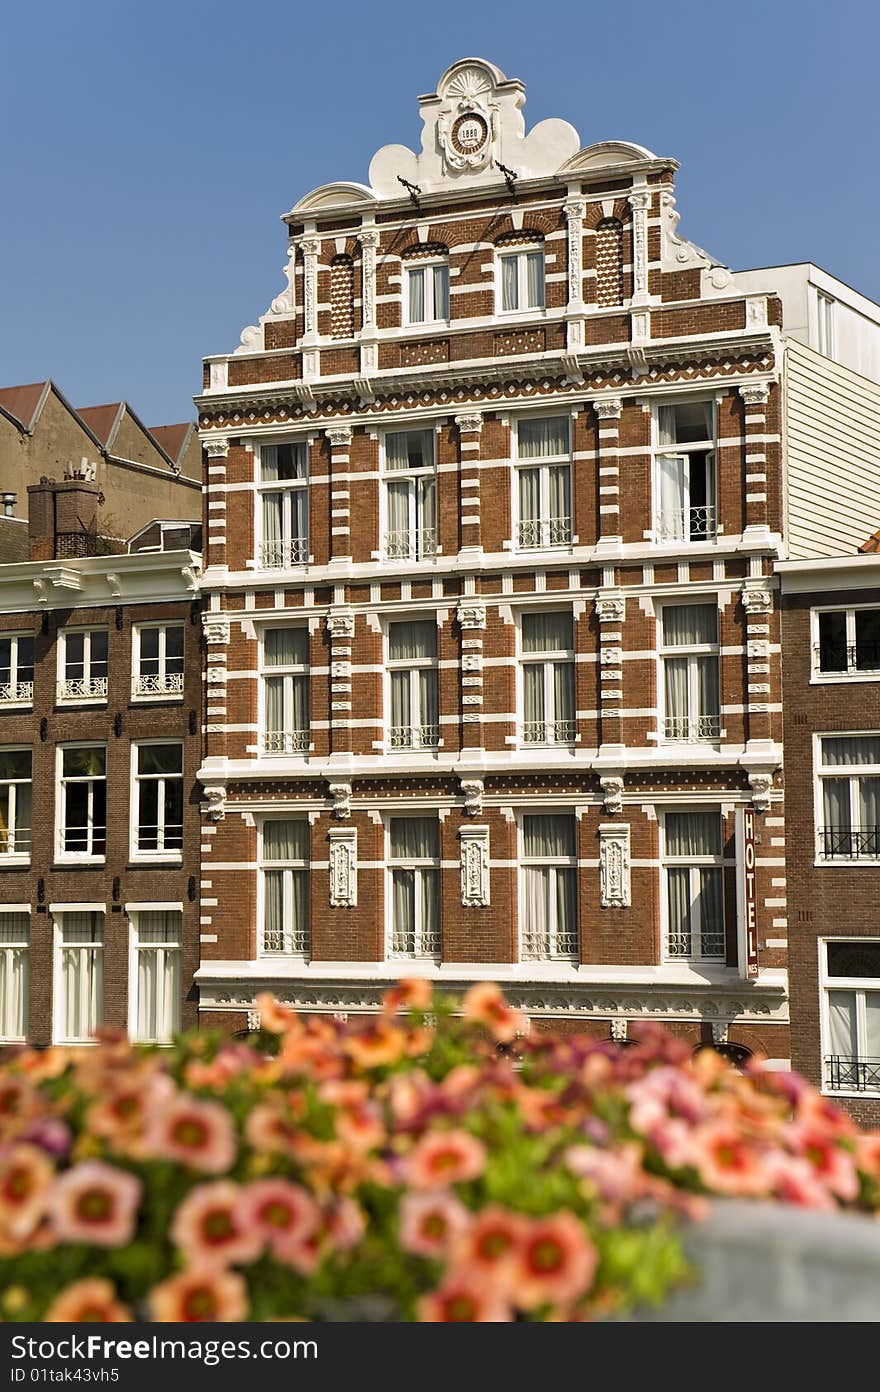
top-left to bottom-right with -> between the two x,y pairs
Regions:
449,1205 -> 525,1287
512,1212 -> 598,1311
44,1278 -> 132,1322
170,1182 -> 263,1268
764,1151 -> 836,1210
46,1162 -> 141,1248
0,1143 -> 55,1240
243,1179 -> 321,1260
418,1273 -> 512,1322
402,1130 -> 487,1190
689,1123 -> 770,1198
149,1267 -> 249,1322
785,1124 -> 859,1202
462,983 -> 526,1044
325,1196 -> 367,1251
146,1095 -> 237,1174
399,1190 -> 471,1258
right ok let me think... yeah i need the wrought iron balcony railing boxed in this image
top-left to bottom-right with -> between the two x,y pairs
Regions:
521,929 -> 579,961
655,505 -> 717,543
259,538 -> 309,568
133,672 -> 184,698
0,681 -> 33,705
815,642 -> 880,674
134,823 -> 184,853
819,825 -> 880,859
824,1055 -> 880,1092
263,730 -> 310,754
663,713 -> 722,742
388,724 -> 441,750
383,527 -> 437,561
522,719 -> 576,746
517,516 -> 573,549
0,828 -> 31,855
58,677 -> 107,701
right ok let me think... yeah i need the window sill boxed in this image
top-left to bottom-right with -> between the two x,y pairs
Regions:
54,855 -> 106,867
55,699 -> 108,709
810,673 -> 880,685
821,1087 -> 880,1100
0,703 -> 33,713
129,853 -> 184,866
129,694 -> 185,705
814,858 -> 880,869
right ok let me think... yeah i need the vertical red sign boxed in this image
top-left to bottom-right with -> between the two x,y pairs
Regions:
742,807 -> 759,978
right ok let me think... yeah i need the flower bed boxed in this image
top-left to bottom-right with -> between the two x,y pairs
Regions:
0,982 -> 878,1322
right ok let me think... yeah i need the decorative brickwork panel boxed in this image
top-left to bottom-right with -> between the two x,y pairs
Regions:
493,329 -> 546,356
330,255 -> 355,340
400,339 -> 450,368
595,219 -> 624,307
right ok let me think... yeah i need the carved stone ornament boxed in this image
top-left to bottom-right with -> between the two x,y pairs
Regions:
455,413 -> 483,435
326,425 -> 353,448
436,67 -> 498,174
740,580 -> 773,616
329,827 -> 358,907
739,381 -> 771,408
460,777 -> 484,816
564,198 -> 585,306
204,436 -> 230,458
599,823 -> 631,908
748,771 -> 774,814
595,592 -> 626,625
711,1021 -> 730,1046
301,237 -> 320,338
247,1009 -> 262,1033
202,615 -> 231,646
593,397 -> 623,421
610,1018 -> 629,1042
328,781 -> 352,820
326,608 -> 356,641
202,784 -> 226,822
459,825 -> 490,907
456,603 -> 486,631
205,666 -> 227,686
600,776 -> 624,816
628,190 -> 651,300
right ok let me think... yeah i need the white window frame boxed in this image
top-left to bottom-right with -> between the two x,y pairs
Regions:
513,415 -> 573,551
0,632 -> 34,708
819,937 -> 880,1096
657,602 -> 721,744
517,609 -> 576,747
130,740 -> 184,862
257,818 -> 310,959
496,245 -> 546,314
259,627 -> 311,756
518,811 -> 579,962
56,743 -> 107,862
816,291 -> 835,358
385,817 -> 441,961
57,628 -> 109,704
813,732 -> 880,865
0,908 -> 29,1043
652,398 -> 718,544
127,905 -> 183,1045
131,622 -> 185,701
403,258 -> 450,326
385,618 -> 441,752
52,906 -> 105,1046
255,438 -> 311,570
380,428 -> 438,562
0,746 -> 32,861
810,604 -> 880,683
660,810 -> 726,964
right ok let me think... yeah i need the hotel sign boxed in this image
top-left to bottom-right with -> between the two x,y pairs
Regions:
737,807 -> 760,978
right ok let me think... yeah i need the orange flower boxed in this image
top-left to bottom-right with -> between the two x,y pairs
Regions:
512,1213 -> 598,1311
244,1103 -> 308,1158
45,1278 -> 132,1322
855,1131 -> 880,1181
344,1019 -> 406,1070
399,1191 -> 471,1258
690,1123 -> 770,1197
334,1101 -> 385,1153
403,1129 -> 487,1190
418,1273 -> 512,1322
244,1179 -> 321,1260
254,993 -> 300,1035
0,1143 -> 54,1241
170,1182 -> 263,1268
382,978 -> 433,1015
149,1267 -> 249,1322
88,1074 -> 174,1158
46,1162 -> 141,1248
325,1196 -> 366,1251
787,1125 -> 859,1202
462,983 -> 526,1044
146,1095 -> 237,1174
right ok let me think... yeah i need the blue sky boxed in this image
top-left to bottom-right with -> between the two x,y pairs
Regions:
1,0 -> 876,425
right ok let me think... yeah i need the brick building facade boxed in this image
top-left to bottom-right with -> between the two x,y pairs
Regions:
194,58 -> 791,1054
0,473 -> 202,1046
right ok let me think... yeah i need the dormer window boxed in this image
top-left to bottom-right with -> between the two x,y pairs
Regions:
498,243 -> 545,312
405,253 -> 449,325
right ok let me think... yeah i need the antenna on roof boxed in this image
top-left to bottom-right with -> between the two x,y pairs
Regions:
397,176 -> 422,211
495,161 -> 518,197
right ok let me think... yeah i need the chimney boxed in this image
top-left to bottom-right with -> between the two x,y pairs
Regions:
27,471 -> 103,560
1,493 -> 15,517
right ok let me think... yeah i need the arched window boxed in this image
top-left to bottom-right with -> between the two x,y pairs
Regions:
403,244 -> 449,325
330,255 -> 355,339
496,233 -> 545,312
595,219 -> 624,307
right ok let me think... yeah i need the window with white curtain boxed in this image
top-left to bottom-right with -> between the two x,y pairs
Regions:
405,259 -> 450,324
259,442 -> 309,568
663,812 -> 725,961
260,820 -> 309,956
0,633 -> 34,706
58,746 -> 107,858
262,628 -> 310,754
132,743 -> 183,857
498,246 -> 545,312
383,430 -> 437,561
815,607 -> 880,677
131,910 -> 181,1044
654,402 -> 717,543
520,612 -> 575,746
822,940 -> 880,1094
515,417 -> 572,549
387,621 -> 439,750
132,623 -> 184,699
817,735 -> 880,860
0,913 -> 28,1042
659,605 -> 720,742
58,629 -> 108,702
0,749 -> 31,858
56,911 -> 104,1044
520,814 -> 578,961
388,818 -> 440,959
